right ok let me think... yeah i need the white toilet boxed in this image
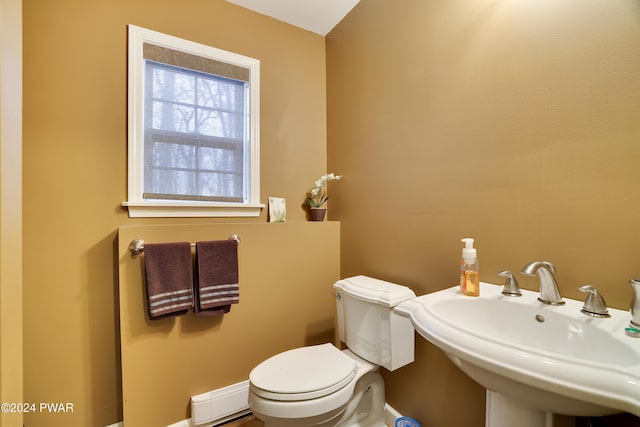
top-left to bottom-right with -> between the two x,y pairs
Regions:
248,275 -> 416,427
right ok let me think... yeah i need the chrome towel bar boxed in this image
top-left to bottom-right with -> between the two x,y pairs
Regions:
128,235 -> 241,256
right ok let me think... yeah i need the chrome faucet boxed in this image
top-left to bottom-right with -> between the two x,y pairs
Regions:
520,261 -> 565,305
631,279 -> 640,327
498,270 -> 522,297
577,285 -> 610,317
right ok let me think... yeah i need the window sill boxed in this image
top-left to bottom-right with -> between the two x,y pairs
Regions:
122,201 -> 265,218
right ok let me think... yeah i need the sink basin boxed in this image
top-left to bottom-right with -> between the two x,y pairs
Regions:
394,282 -> 640,423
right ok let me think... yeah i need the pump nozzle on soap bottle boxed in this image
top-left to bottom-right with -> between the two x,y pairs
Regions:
460,238 -> 480,296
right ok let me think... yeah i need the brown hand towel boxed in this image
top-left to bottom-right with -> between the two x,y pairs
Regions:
144,242 -> 194,319
194,240 -> 239,316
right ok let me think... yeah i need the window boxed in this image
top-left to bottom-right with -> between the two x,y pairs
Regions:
124,25 -> 262,217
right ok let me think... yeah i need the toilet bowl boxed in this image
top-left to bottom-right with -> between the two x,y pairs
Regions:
248,276 -> 416,427
249,344 -> 385,426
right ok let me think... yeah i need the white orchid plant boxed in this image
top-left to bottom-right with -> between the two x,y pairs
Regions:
306,173 -> 342,208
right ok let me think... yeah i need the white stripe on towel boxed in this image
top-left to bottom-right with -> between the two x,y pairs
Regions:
199,283 -> 238,292
149,295 -> 193,308
149,288 -> 192,300
200,296 -> 240,305
201,290 -> 239,298
150,301 -> 193,315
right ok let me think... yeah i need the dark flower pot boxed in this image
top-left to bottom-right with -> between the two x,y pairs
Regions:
309,207 -> 326,221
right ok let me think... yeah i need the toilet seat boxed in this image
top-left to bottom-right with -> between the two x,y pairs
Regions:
249,343 -> 358,401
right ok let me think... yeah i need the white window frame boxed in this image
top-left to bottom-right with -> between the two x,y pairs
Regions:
123,25 -> 263,218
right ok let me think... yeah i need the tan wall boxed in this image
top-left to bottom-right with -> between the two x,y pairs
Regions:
118,222 -> 340,426
22,1 -> 329,426
327,0 -> 640,425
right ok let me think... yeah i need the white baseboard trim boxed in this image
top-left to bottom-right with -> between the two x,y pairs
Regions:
385,402 -> 403,426
105,423 -> 124,427
166,419 -> 192,427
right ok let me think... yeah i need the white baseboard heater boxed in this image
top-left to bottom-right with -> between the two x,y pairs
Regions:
160,380 -> 404,427
190,380 -> 251,426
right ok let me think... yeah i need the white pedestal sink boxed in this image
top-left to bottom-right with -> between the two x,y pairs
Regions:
486,391 -> 553,427
394,282 -> 640,427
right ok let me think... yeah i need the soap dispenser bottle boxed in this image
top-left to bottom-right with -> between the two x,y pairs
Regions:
460,238 -> 480,296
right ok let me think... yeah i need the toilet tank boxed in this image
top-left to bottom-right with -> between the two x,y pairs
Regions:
333,275 -> 416,371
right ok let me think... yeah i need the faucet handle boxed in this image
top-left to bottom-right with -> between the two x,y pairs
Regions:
578,285 -> 610,318
499,271 -> 522,297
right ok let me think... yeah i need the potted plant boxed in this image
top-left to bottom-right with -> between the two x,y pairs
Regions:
306,173 -> 342,221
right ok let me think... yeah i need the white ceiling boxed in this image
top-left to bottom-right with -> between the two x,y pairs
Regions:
225,0 -> 360,36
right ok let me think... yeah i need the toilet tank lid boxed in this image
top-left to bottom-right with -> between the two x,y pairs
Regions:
334,275 -> 416,307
